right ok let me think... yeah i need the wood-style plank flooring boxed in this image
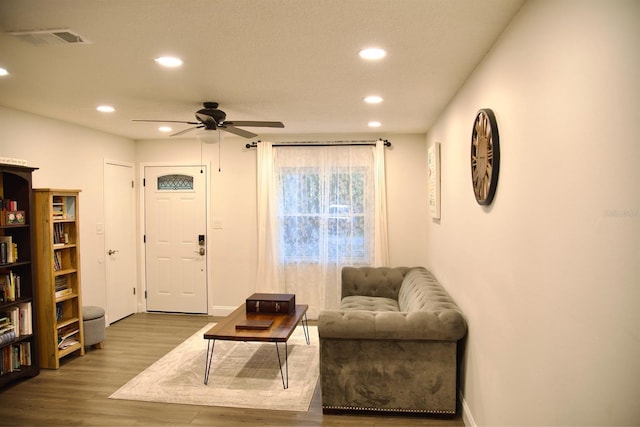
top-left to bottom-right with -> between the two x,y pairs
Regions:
0,313 -> 464,426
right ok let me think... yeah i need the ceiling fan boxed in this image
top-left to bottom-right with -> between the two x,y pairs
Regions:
133,102 -> 284,138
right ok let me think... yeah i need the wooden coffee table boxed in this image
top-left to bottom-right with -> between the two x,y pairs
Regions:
203,303 -> 309,389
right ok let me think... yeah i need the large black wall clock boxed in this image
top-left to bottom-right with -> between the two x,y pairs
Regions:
470,108 -> 500,205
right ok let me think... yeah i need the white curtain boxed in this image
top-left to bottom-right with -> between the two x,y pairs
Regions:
255,141 -> 389,318
255,141 -> 282,292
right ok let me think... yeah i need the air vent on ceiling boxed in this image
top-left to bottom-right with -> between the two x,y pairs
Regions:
9,29 -> 91,45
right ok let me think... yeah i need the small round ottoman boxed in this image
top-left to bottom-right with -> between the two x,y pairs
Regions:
82,306 -> 105,349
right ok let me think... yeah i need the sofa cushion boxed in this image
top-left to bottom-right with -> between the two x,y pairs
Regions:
340,295 -> 400,312
318,309 -> 467,340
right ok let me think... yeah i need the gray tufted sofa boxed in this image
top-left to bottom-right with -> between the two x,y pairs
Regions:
318,266 -> 467,415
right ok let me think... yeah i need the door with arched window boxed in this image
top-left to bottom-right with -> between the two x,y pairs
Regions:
144,165 -> 208,313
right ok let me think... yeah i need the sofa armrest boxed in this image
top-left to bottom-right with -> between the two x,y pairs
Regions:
318,309 -> 467,341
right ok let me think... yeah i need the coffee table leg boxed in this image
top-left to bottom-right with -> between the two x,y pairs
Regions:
275,342 -> 288,389
204,339 -> 216,385
301,313 -> 310,345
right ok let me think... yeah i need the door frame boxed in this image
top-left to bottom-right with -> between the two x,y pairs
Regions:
138,161 -> 212,315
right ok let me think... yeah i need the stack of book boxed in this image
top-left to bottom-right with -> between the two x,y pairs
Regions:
57,324 -> 79,350
0,302 -> 31,342
55,276 -> 71,298
0,316 -> 16,345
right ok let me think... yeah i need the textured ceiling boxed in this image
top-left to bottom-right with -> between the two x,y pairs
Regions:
0,0 -> 525,141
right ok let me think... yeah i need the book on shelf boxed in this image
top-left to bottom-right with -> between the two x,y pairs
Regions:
1,199 -> 18,211
1,307 -> 20,340
53,222 -> 67,246
0,236 -> 17,263
55,288 -> 72,298
57,325 -> 80,349
17,302 -> 32,335
55,275 -> 71,298
0,341 -> 32,374
53,251 -> 62,271
0,329 -> 16,345
52,201 -> 64,220
0,316 -> 17,344
0,270 -> 20,302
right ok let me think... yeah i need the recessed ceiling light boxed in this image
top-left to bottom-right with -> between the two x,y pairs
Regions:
96,105 -> 115,113
155,56 -> 183,67
0,68 -> 9,76
364,95 -> 383,104
368,121 -> 382,128
359,48 -> 386,60
158,126 -> 172,133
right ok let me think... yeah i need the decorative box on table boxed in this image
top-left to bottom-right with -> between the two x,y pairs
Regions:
246,293 -> 295,315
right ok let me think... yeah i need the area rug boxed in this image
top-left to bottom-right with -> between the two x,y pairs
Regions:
109,323 -> 319,412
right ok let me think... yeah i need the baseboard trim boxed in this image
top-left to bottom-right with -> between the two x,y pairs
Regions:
460,392 -> 477,427
211,305 -> 236,316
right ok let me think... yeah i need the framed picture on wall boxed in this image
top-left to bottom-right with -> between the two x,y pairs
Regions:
428,142 -> 441,219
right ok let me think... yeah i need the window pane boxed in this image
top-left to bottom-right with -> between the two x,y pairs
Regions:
283,215 -> 321,260
157,174 -> 194,190
282,171 -> 320,214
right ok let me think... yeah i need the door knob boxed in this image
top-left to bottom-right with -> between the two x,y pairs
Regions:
108,249 -> 119,255
194,247 -> 205,256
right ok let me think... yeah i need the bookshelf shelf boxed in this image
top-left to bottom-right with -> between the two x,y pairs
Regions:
34,189 -> 84,369
0,164 -> 39,388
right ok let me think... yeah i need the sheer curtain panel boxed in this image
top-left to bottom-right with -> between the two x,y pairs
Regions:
255,141 -> 389,318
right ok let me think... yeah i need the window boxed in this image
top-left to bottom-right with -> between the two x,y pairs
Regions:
279,166 -> 370,263
157,174 -> 193,191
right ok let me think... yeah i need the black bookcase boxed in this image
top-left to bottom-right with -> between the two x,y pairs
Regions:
0,163 -> 39,387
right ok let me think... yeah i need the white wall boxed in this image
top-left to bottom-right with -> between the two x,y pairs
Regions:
425,0 -> 640,425
136,133 -> 429,315
0,103 -> 429,319
0,106 -> 136,310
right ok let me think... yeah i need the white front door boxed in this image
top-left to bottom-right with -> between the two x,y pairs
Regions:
105,160 -> 137,324
144,165 -> 207,313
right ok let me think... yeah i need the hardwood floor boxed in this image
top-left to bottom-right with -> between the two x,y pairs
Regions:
0,313 -> 464,426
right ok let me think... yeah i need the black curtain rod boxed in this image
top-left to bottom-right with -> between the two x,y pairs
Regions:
245,139 -> 391,149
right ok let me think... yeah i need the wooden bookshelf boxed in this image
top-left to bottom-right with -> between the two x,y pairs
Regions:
0,164 -> 39,387
33,189 -> 84,369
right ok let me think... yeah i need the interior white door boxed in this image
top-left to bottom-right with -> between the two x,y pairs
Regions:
104,161 -> 137,324
144,165 -> 207,313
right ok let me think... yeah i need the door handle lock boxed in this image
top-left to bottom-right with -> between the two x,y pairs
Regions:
194,247 -> 205,256
108,249 -> 119,255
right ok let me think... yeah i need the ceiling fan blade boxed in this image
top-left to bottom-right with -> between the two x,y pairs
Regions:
224,121 -> 284,128
171,126 -> 202,137
133,119 -> 200,125
221,125 -> 258,138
